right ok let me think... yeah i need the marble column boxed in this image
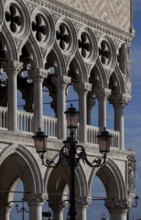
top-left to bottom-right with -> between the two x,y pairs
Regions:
105,198 -> 129,220
25,194 -> 44,220
49,200 -> 65,220
76,197 -> 91,220
30,68 -> 48,133
111,94 -> 131,150
6,61 -> 23,131
75,82 -> 92,143
95,88 -> 111,131
52,75 -> 71,139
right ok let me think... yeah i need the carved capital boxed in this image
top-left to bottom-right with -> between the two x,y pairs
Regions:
95,88 -> 111,100
110,93 -> 131,106
29,68 -> 48,81
48,200 -> 66,211
77,196 -> 92,207
4,61 -> 23,75
24,194 -> 46,206
74,82 -> 92,94
105,198 -> 129,212
51,75 -> 71,89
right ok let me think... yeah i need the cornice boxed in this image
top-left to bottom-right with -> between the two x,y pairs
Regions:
25,0 -> 133,43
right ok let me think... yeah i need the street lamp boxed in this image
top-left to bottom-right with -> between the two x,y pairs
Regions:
33,104 -> 113,220
15,200 -> 29,220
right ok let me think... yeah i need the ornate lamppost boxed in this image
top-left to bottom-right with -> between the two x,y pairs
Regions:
33,104 -> 113,220
15,200 -> 29,220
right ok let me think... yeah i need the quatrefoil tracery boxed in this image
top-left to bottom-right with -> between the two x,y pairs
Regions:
5,4 -> 22,33
56,23 -> 70,51
32,14 -> 48,42
99,40 -> 111,66
78,32 -> 91,58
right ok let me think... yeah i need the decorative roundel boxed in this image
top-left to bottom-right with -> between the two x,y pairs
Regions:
78,28 -> 98,63
4,0 -> 30,39
56,18 -> 77,56
32,9 -> 55,48
98,36 -> 116,69
0,1 -> 4,29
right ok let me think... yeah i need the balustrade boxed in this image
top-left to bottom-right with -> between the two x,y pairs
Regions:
0,107 -> 119,148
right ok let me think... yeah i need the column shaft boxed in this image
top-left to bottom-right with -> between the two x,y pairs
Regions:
30,68 -> 47,132
75,83 -> 92,143
52,76 -> 71,139
6,61 -> 22,131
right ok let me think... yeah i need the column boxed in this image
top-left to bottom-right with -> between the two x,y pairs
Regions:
76,197 -> 91,220
52,75 -> 71,139
87,93 -> 96,125
30,68 -> 48,133
4,206 -> 11,220
95,88 -> 111,131
105,198 -> 129,220
75,82 -> 92,143
111,94 -> 131,150
49,200 -> 65,220
6,61 -> 23,131
25,194 -> 44,220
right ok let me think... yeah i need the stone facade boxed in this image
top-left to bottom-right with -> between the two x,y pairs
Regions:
0,0 -> 136,220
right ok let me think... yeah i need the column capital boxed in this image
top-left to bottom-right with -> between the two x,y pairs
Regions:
29,68 -> 48,80
51,75 -> 71,88
95,88 -> 111,100
48,200 -> 66,211
77,196 -> 92,207
74,82 -> 92,94
109,93 -> 131,106
24,194 -> 46,206
5,60 -> 23,75
105,198 -> 129,213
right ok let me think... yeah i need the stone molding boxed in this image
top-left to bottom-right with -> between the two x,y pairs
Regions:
95,88 -> 111,100
24,193 -> 46,205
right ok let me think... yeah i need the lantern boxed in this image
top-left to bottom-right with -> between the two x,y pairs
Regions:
32,128 -> 48,153
65,104 -> 79,129
97,127 -> 113,153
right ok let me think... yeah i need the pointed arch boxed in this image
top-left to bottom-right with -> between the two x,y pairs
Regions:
88,159 -> 127,200
0,25 -> 18,60
44,42 -> 67,76
19,36 -> 43,68
0,143 -> 43,194
68,51 -> 88,83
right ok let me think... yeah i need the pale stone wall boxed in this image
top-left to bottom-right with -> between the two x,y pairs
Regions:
56,0 -> 131,32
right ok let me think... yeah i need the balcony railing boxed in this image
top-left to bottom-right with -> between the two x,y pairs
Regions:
0,107 -> 120,148
86,125 -> 119,148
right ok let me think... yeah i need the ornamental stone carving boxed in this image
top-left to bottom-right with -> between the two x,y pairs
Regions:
24,194 -> 46,205
31,8 -> 55,48
56,18 -> 77,56
4,0 -> 30,39
105,198 -> 129,212
127,153 -> 136,193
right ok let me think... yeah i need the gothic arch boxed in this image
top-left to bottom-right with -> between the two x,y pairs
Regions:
0,25 -> 18,61
19,38 -> 43,68
44,43 -> 67,76
88,159 -> 127,200
68,52 -> 88,83
0,143 -> 43,194
44,155 -> 88,202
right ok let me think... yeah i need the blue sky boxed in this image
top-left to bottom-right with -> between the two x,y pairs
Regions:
11,1 -> 141,219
